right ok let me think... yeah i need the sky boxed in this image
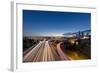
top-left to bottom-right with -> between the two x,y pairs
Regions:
23,10 -> 91,36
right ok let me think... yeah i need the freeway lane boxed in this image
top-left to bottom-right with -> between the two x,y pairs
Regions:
57,43 -> 70,60
49,42 -> 61,60
32,41 -> 45,62
42,41 -> 54,61
23,41 -> 44,62
23,40 -> 70,62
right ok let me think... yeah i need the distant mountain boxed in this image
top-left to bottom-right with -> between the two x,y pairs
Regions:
82,30 -> 91,33
63,29 -> 91,36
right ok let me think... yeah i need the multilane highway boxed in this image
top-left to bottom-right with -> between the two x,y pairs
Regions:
23,40 -> 70,62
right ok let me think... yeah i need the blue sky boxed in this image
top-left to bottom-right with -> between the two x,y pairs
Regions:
23,10 -> 91,36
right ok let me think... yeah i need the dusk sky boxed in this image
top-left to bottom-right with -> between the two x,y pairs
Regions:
23,10 -> 91,36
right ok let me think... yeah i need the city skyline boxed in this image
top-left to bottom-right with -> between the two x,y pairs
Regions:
23,10 -> 91,36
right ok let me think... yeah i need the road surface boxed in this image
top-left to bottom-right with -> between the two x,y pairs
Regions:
23,40 -> 70,62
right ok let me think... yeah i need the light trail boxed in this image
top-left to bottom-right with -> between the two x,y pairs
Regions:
23,40 -> 70,62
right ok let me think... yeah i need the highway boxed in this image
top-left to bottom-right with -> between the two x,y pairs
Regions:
23,40 -> 70,62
